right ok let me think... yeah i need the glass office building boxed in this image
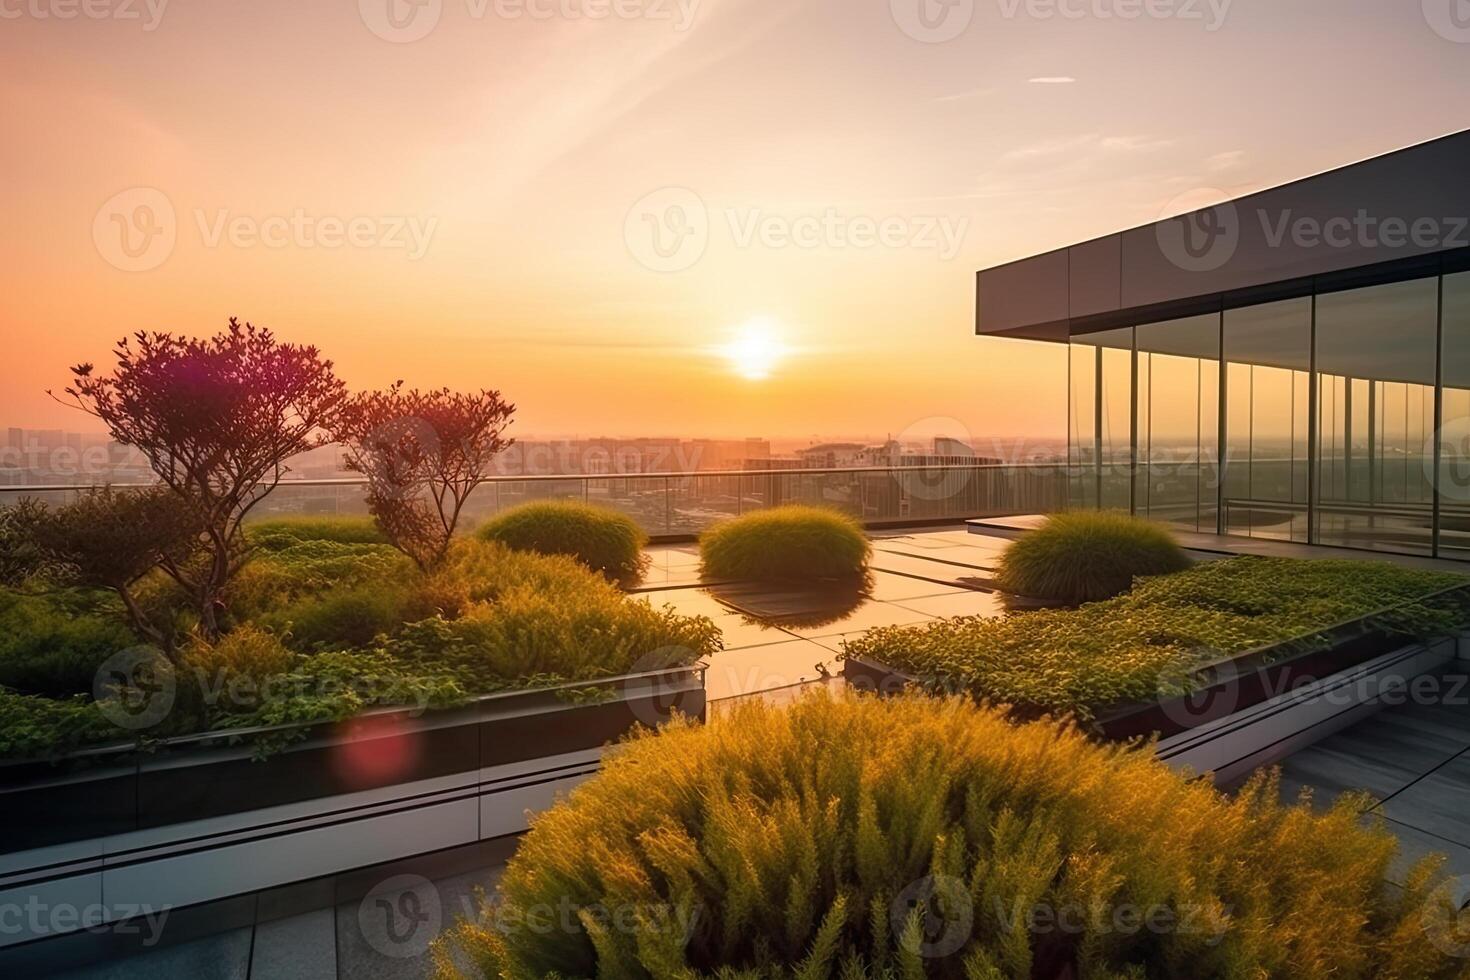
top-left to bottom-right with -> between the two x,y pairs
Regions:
976,130 -> 1470,559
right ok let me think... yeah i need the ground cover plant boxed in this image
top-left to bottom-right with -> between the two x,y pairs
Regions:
433,692 -> 1470,980
0,517 -> 720,760
477,500 -> 648,580
843,556 -> 1470,720
699,505 -> 870,582
993,510 -> 1192,603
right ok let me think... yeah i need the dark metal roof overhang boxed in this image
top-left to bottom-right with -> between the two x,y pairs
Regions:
975,129 -> 1470,342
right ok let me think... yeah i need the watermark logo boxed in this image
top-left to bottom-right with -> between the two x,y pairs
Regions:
360,0 -> 443,42
890,0 -> 974,42
357,414 -> 442,503
1422,875 -> 1470,957
625,646 -> 702,727
891,874 -> 973,958
892,416 -> 978,501
1427,417 -> 1470,502
1424,0 -> 1470,43
93,187 -> 177,273
625,187 -> 709,273
1155,188 -> 1238,273
92,646 -> 176,731
358,874 -> 443,959
1155,656 -> 1242,732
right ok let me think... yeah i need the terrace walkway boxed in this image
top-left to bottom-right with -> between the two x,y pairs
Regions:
33,525 -> 1470,977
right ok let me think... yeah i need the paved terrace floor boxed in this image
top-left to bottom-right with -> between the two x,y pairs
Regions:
34,524 -> 1470,977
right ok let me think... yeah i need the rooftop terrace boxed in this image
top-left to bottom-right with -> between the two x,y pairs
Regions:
15,522 -> 1470,979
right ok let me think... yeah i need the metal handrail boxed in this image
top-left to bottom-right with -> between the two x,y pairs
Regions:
0,461 -> 1068,493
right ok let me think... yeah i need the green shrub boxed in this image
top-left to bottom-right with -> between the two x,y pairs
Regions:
845,556 -> 1470,719
206,648 -> 470,734
994,511 -> 1192,603
434,692 -> 1465,980
442,538 -> 620,602
699,506 -> 870,582
0,538 -> 723,757
477,501 -> 648,579
0,589 -> 137,697
245,516 -> 387,551
228,539 -> 413,620
387,588 -> 721,692
0,688 -> 128,760
256,583 -> 426,651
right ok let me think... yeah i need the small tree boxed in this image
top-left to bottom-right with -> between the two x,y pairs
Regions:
29,487 -> 201,659
335,384 -> 515,571
58,319 -> 345,637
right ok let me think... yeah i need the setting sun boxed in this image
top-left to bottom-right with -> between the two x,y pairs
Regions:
721,318 -> 787,381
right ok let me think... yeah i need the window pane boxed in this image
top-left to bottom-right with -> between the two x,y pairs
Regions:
1315,277 -> 1439,555
1135,313 -> 1220,532
1223,298 -> 1311,541
1068,327 -> 1133,511
1440,272 -> 1470,558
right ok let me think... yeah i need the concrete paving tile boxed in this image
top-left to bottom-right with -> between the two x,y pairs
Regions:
705,640 -> 839,701
891,590 -> 1006,619
863,570 -> 968,602
1378,752 -> 1470,846
779,599 -> 935,640
54,927 -> 252,980
250,909 -> 335,980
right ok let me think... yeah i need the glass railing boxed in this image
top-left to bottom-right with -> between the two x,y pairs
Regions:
0,463 -> 1069,536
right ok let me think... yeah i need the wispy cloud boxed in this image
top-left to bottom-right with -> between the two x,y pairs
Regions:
1028,76 -> 1076,84
1206,149 -> 1246,172
936,87 -> 997,103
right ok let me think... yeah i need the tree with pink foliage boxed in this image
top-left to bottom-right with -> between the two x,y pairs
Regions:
58,318 -> 345,637
334,383 -> 515,571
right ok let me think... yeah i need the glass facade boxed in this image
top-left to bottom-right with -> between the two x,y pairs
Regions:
1067,264 -> 1470,559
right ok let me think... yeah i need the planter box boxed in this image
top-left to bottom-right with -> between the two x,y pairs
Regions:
841,603 -> 1464,780
843,633 -> 1457,785
844,584 -> 1470,743
0,665 -> 705,947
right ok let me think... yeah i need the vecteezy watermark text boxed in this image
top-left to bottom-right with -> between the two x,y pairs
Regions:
0,0 -> 168,29
890,0 -> 1229,43
93,188 -> 437,272
624,188 -> 970,273
359,0 -> 700,43
0,898 -> 170,945
1156,189 -> 1470,273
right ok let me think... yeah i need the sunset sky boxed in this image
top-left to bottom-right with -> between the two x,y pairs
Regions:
4,0 -> 1470,445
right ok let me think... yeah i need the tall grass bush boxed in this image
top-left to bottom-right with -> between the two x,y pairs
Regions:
435,693 -> 1465,979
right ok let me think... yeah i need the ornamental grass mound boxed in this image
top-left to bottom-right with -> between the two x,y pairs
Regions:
994,511 -> 1191,604
699,506 -> 870,582
477,501 -> 648,580
433,692 -> 1468,980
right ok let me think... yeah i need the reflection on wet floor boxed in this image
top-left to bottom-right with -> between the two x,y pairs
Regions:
635,528 -> 1008,703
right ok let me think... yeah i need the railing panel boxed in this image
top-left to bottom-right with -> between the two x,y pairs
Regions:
0,464 -> 1069,536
